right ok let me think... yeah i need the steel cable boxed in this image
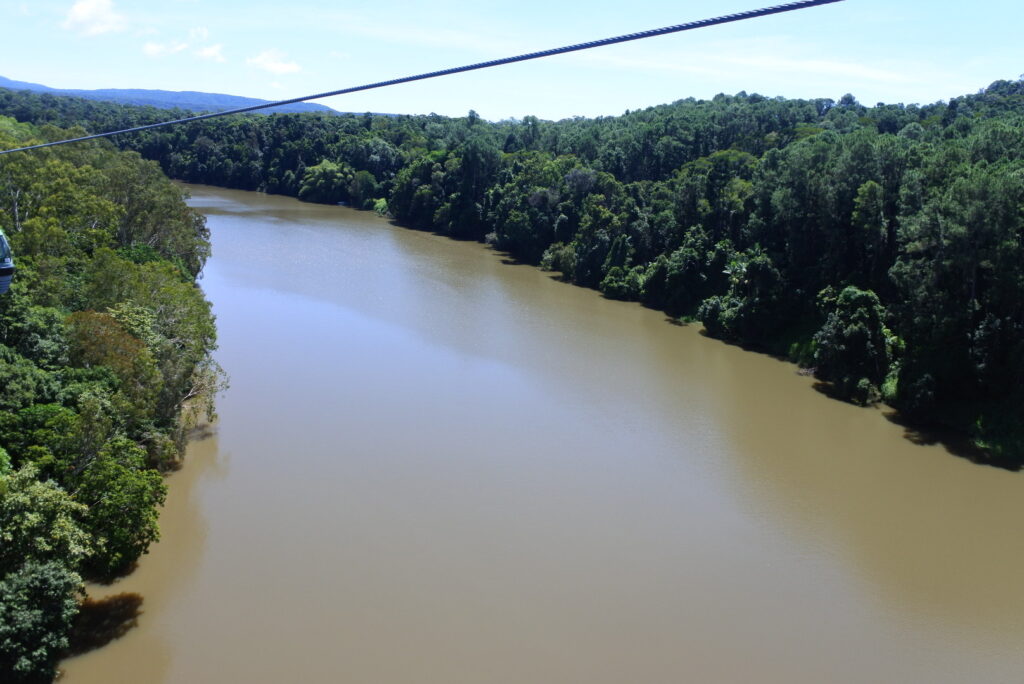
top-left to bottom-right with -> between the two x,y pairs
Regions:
0,0 -> 843,155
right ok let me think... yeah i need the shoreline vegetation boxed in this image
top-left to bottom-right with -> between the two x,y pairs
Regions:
0,78 -> 1022,678
0,116 -> 222,682
3,81 -> 1020,464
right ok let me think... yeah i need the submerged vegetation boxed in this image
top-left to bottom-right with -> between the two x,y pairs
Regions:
0,116 -> 221,681
4,80 -> 1021,461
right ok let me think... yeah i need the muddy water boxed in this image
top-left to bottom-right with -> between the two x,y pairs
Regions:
62,185 -> 1024,683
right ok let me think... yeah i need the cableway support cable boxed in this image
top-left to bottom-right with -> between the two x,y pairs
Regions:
0,0 -> 844,156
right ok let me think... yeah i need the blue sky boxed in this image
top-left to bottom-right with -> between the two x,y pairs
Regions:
2,0 -> 1021,120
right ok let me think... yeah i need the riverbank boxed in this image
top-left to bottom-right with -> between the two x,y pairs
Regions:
60,185 -> 1024,683
6,85 -> 1021,465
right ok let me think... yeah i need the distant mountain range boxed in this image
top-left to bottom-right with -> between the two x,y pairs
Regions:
0,75 -> 340,115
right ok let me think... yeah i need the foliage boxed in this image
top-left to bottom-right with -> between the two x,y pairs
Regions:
0,465 -> 91,576
0,561 -> 83,682
0,116 -> 220,680
1,74 -> 1023,679
812,286 -> 893,404
75,438 -> 166,577
0,465 -> 88,681
4,79 -> 1024,459
0,346 -> 56,412
298,159 -> 354,204
698,247 -> 788,344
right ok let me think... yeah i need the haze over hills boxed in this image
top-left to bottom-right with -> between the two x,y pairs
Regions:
0,75 -> 340,116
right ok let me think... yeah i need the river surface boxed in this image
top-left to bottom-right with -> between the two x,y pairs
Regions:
62,185 -> 1024,683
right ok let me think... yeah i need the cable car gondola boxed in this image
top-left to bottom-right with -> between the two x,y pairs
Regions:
0,229 -> 15,295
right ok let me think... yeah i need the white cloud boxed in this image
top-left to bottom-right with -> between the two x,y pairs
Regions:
196,44 -> 225,62
62,0 -> 126,36
247,49 -> 301,75
143,41 -> 188,57
189,26 -> 209,41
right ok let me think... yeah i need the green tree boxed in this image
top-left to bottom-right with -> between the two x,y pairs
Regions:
0,404 -> 81,482
0,464 -> 91,575
75,438 -> 166,577
1,303 -> 69,371
0,115 -> 224,677
698,247 -> 787,344
850,180 -> 888,288
298,160 -> 354,204
66,311 -> 162,433
347,170 -> 379,210
812,286 -> 893,404
0,346 -> 55,412
0,561 -> 83,683
0,466 -> 90,681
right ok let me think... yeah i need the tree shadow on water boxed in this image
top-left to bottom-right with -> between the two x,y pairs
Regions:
806,379 -> 1023,471
66,593 -> 145,656
810,380 -> 852,402
186,422 -> 217,441
696,327 -> 790,362
85,559 -> 140,586
880,409 -> 1024,472
499,253 -> 536,267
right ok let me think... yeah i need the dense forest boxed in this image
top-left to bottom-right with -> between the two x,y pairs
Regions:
2,77 -> 1022,682
0,74 -> 339,116
0,115 -> 222,681
1,79 -> 1022,466
4,80 -> 1022,462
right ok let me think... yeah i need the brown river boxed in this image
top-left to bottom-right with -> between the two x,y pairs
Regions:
62,185 -> 1024,683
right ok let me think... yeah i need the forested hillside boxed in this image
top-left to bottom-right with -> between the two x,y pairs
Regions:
0,116 -> 222,682
0,75 -> 339,115
2,80 -> 1022,462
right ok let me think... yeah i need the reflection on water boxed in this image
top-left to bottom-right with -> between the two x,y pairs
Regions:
62,186 -> 1024,683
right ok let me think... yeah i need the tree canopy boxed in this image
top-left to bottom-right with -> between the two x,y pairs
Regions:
6,80 -> 1021,458
0,115 -> 221,681
4,70 -> 1024,682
